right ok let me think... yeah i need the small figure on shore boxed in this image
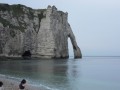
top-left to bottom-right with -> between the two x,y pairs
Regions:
19,79 -> 26,90
0,81 -> 3,90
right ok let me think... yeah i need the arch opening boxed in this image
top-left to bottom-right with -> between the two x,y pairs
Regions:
68,38 -> 74,59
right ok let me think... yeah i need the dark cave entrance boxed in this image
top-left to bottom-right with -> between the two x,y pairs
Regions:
22,50 -> 31,59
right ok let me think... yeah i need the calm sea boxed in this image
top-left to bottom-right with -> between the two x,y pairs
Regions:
0,57 -> 120,90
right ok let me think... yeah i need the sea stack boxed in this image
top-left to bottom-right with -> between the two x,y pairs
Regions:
0,4 -> 82,59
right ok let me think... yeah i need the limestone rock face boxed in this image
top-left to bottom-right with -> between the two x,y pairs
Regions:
0,4 -> 82,59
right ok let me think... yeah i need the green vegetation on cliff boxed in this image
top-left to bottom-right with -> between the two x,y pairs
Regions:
0,3 -> 10,11
0,3 -> 46,33
0,16 -> 25,33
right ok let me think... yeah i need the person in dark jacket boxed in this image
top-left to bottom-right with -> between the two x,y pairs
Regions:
0,81 -> 3,90
19,79 -> 26,90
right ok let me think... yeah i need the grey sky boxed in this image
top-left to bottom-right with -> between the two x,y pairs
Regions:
1,0 -> 120,56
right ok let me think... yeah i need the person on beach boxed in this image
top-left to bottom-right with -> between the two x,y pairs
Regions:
19,79 -> 26,90
0,81 -> 3,90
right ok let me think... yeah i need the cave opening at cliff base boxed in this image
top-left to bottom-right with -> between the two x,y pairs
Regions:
22,50 -> 31,59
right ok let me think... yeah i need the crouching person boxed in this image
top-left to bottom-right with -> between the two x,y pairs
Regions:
19,79 -> 26,90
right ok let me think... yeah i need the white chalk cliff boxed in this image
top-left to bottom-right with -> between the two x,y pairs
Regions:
0,4 -> 82,59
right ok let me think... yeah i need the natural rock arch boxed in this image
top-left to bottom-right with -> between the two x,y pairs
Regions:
67,24 -> 82,58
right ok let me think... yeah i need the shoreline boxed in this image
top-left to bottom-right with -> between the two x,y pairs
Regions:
0,74 -> 49,90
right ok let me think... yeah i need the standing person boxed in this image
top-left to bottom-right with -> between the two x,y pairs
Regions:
0,81 -> 3,90
19,79 -> 26,90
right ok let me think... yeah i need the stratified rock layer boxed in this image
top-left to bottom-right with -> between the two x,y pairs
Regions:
0,4 -> 82,59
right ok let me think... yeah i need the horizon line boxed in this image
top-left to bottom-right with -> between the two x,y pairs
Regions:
69,56 -> 120,57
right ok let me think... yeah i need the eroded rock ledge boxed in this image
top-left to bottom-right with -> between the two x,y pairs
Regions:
0,3 -> 82,59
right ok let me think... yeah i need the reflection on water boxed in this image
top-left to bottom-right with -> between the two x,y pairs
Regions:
0,57 -> 120,90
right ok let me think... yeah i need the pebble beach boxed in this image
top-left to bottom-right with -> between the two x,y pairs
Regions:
0,74 -> 46,90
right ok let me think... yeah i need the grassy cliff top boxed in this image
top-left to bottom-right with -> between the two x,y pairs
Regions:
0,3 -> 46,13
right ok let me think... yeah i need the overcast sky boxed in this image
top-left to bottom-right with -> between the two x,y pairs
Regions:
1,0 -> 120,56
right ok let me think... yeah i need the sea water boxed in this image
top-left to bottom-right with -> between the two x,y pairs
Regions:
0,57 -> 120,90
